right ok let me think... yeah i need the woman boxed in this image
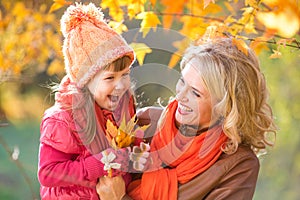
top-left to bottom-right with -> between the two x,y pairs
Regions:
97,37 -> 277,199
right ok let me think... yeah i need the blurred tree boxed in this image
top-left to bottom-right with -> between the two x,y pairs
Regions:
49,0 -> 300,66
0,0 -> 299,199
0,0 -> 65,123
0,0 -> 65,82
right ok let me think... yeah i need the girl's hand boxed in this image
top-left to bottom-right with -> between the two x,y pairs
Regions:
97,176 -> 125,200
100,147 -> 131,176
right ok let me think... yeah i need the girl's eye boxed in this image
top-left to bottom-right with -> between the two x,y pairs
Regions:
122,72 -> 129,78
105,76 -> 114,80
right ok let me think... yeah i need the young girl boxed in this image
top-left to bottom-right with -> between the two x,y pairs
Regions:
38,3 -> 136,199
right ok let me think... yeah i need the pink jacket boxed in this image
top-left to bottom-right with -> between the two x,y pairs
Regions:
38,105 -> 131,199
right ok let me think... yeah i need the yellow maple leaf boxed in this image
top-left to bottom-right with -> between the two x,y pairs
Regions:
12,2 -> 29,18
49,0 -> 71,13
101,0 -> 117,9
204,0 -> 215,9
224,15 -> 236,24
136,11 -> 161,37
179,16 -> 206,40
108,21 -> 128,34
130,42 -> 152,65
47,59 -> 65,76
232,38 -> 249,56
245,0 -> 258,9
244,16 -> 257,34
249,37 -> 269,55
168,38 -> 190,68
101,0 -> 124,22
168,53 -> 181,68
277,38 -> 296,47
106,115 -> 149,149
106,120 -> 118,138
269,49 -> 282,59
127,3 -> 145,20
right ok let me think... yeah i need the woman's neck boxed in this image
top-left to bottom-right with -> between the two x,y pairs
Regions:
175,120 -> 221,137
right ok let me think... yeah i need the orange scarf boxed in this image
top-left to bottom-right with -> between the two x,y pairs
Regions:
128,100 -> 228,200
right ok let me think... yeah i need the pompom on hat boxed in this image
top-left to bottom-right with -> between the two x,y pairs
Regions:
61,3 -> 135,88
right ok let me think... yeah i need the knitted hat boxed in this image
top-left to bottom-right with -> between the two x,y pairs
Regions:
60,3 -> 135,88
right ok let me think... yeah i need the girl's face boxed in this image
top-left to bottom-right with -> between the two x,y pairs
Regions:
87,65 -> 131,111
175,59 -> 214,129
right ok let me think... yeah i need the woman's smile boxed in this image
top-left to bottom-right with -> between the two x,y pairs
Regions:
177,103 -> 193,115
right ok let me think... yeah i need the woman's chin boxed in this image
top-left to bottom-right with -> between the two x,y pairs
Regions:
175,110 -> 188,125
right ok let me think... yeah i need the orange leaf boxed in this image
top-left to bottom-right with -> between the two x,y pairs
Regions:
232,38 -> 249,56
163,15 -> 173,29
277,38 -> 296,47
47,59 -> 64,76
249,38 -> 269,54
168,52 -> 181,68
168,38 -> 190,67
49,0 -> 71,13
204,0 -> 215,9
106,120 -> 118,138
150,0 -> 156,6
162,0 -> 185,13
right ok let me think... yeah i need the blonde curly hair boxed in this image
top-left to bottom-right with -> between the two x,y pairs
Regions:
180,38 -> 277,155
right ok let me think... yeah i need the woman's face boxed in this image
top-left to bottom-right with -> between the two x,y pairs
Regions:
175,59 -> 213,129
87,65 -> 131,111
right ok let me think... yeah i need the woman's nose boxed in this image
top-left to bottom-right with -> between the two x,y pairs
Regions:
176,87 -> 188,102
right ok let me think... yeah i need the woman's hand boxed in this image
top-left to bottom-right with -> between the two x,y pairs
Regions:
136,106 -> 163,140
96,176 -> 125,200
130,142 -> 151,171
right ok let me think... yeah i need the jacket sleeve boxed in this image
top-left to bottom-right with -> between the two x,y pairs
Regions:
38,116 -> 107,188
38,143 -> 107,188
178,146 -> 260,200
204,151 -> 259,200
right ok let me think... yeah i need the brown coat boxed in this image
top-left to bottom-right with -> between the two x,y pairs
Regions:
177,145 -> 259,200
123,145 -> 259,200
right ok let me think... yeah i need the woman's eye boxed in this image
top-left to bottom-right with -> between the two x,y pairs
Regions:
179,77 -> 185,84
193,91 -> 201,97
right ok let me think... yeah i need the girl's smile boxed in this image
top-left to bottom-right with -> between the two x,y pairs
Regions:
88,65 -> 131,111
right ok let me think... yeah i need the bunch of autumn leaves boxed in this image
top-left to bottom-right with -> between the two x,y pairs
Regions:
101,115 -> 150,176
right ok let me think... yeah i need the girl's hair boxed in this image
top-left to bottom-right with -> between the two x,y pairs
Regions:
180,38 -> 277,155
55,56 -> 132,145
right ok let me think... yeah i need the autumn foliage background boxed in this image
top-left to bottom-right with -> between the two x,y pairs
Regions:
0,0 -> 300,199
